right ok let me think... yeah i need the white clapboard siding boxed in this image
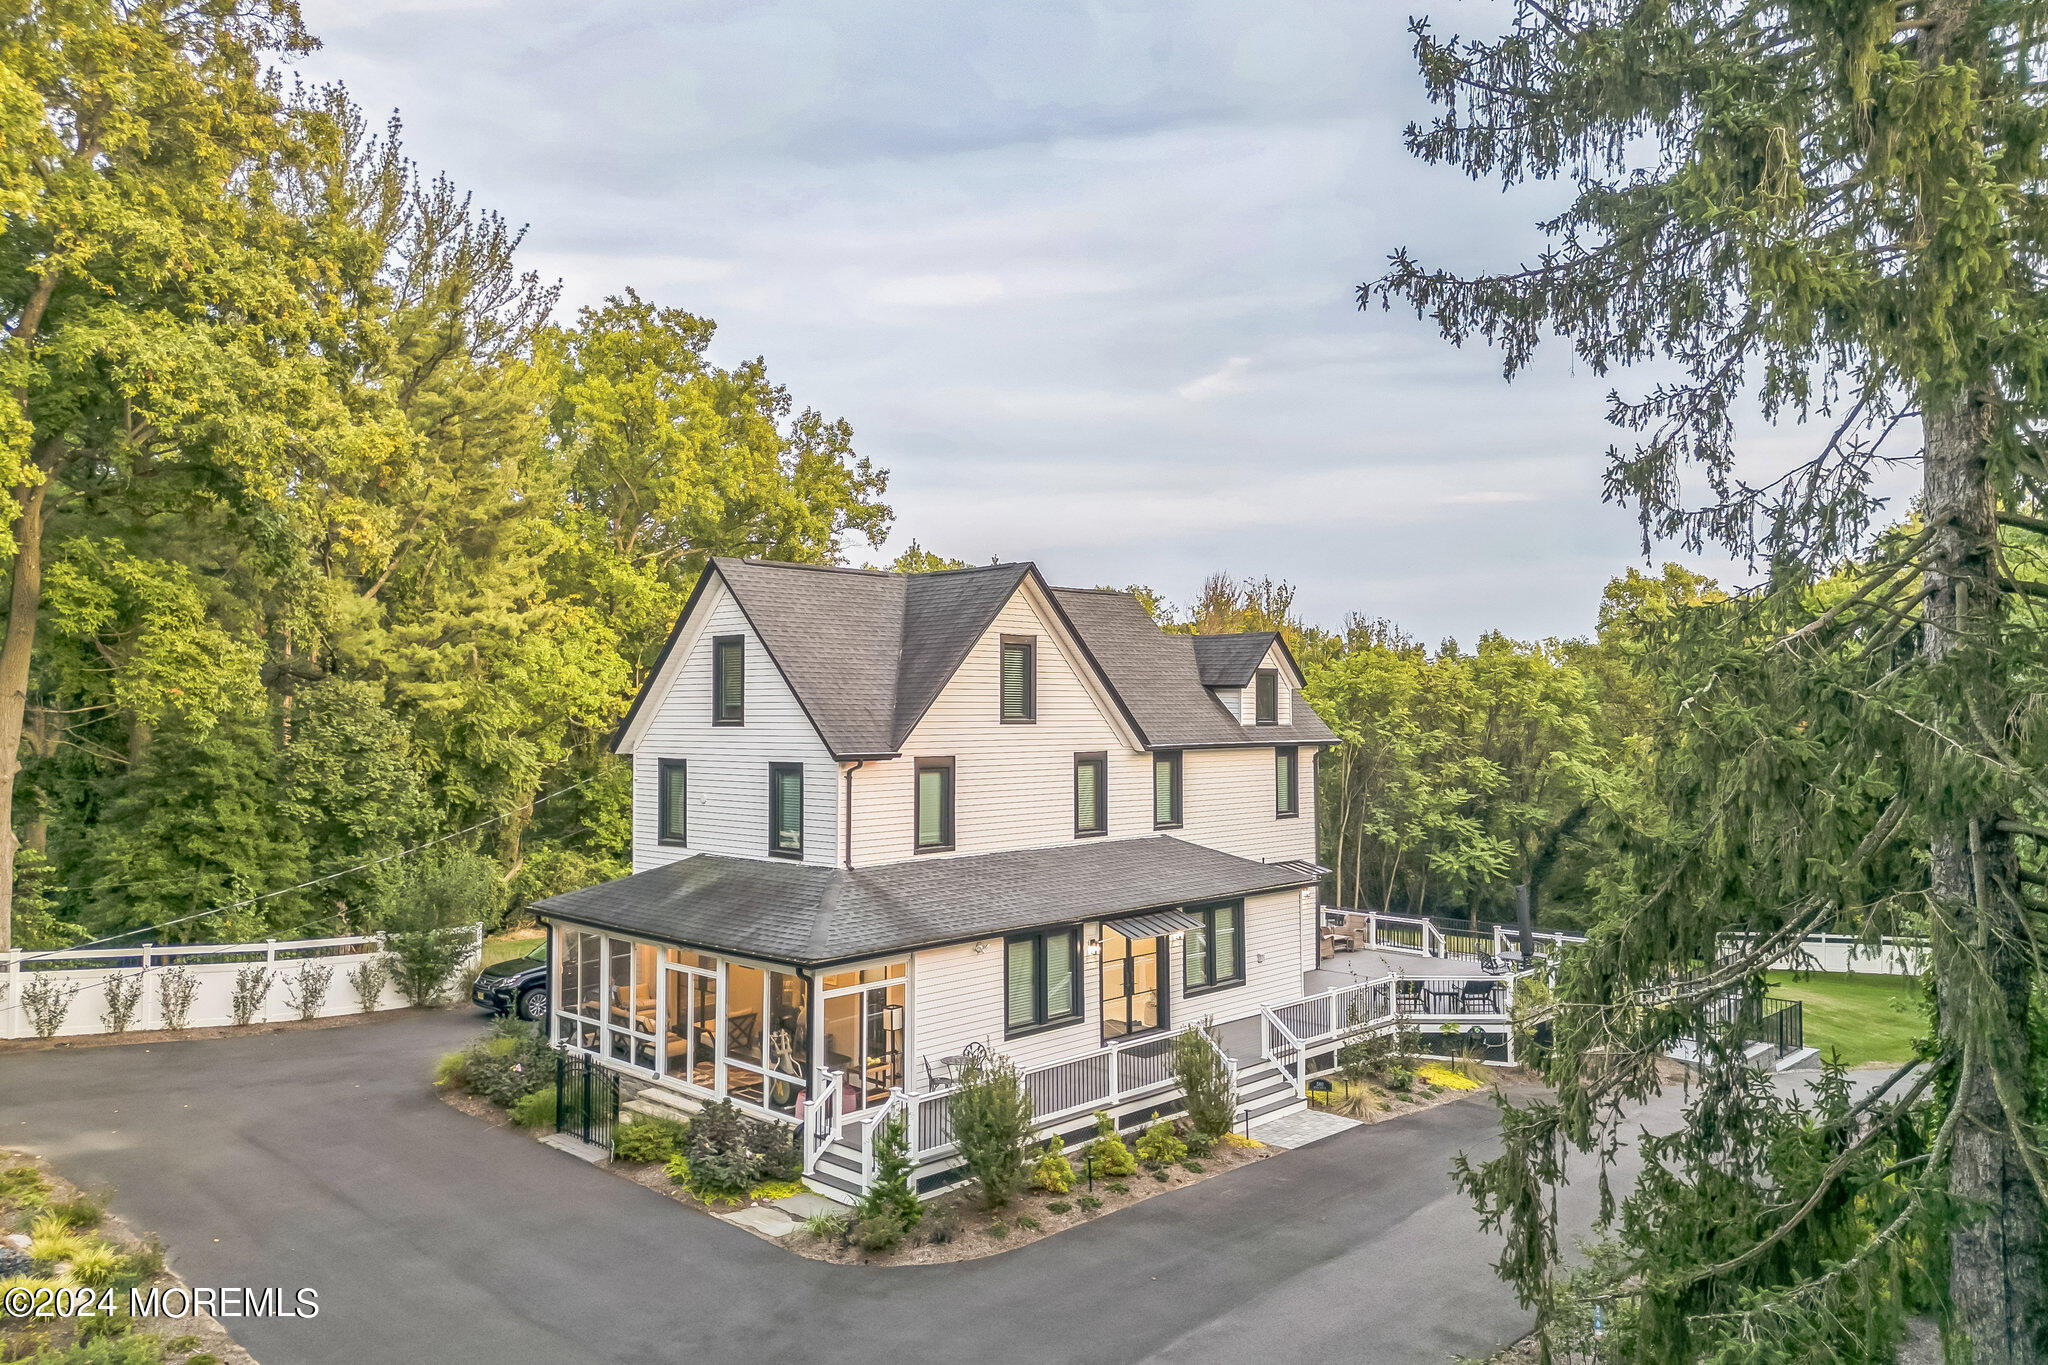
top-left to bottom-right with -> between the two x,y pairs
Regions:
1175,747 -> 1317,864
631,578 -> 838,871
905,888 -> 1308,1079
846,585 -> 1146,866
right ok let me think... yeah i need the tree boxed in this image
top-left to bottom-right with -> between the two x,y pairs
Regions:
0,1 -> 337,949
1366,0 -> 2048,1356
947,1049 -> 1034,1208
885,540 -> 966,573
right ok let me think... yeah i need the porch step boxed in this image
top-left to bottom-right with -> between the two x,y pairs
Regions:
1775,1045 -> 1822,1072
622,1087 -> 700,1125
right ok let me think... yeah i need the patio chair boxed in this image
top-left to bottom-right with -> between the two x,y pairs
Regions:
1478,952 -> 1506,975
1460,980 -> 1500,1013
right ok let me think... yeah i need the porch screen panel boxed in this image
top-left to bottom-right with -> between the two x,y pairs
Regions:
609,939 -> 632,1030
1006,939 -> 1035,1028
576,933 -> 600,1016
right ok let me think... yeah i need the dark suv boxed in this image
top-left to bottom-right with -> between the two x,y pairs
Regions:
473,941 -> 549,1021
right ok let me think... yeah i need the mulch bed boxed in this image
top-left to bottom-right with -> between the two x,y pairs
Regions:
1,1148 -> 255,1365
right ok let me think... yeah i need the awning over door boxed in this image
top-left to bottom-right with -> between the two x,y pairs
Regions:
1103,908 -> 1201,940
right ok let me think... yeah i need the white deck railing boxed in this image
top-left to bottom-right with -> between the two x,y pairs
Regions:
1322,908 -> 1586,965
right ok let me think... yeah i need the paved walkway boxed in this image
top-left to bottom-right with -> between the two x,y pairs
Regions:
4,1008 -> 1647,1365
1249,1106 -> 1363,1149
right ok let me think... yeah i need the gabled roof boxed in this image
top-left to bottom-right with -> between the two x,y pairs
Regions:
533,836 -> 1317,965
1049,590 -> 1339,748
1191,632 -> 1281,688
614,558 -> 1336,760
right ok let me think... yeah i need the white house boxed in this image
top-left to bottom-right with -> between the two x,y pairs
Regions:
533,557 -> 1340,1198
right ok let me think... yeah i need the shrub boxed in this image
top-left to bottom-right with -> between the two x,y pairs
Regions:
664,1154 -> 690,1185
684,1100 -> 762,1200
949,1049 -> 1034,1208
20,976 -> 73,1038
67,1240 -> 123,1288
349,957 -> 391,1012
1105,1180 -> 1130,1196
802,1212 -> 848,1241
508,1088 -> 556,1129
746,1116 -> 803,1185
851,1209 -> 911,1252
116,1237 -> 165,1284
855,1109 -> 921,1239
229,967 -> 272,1026
1077,1195 -> 1103,1211
1171,1024 -> 1238,1142
100,975 -> 143,1034
1046,1200 -> 1072,1215
433,1050 -> 468,1088
987,1220 -> 1008,1238
1181,1157 -> 1206,1173
284,963 -> 334,1021
461,1020 -> 553,1108
156,967 -> 197,1031
380,854 -> 494,1006
614,1116 -> 689,1164
1083,1111 -> 1136,1179
1151,1168 -> 1170,1182
47,1197 -> 104,1230
1135,1114 -> 1188,1168
1029,1137 -> 1077,1194
1013,1214 -> 1040,1232
1336,998 -> 1391,1085
0,1164 -> 51,1207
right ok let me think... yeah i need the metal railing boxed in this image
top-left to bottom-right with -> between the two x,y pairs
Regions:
555,1048 -> 620,1154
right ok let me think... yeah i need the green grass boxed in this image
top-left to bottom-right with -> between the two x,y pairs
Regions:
1764,970 -> 1925,1067
480,932 -> 545,970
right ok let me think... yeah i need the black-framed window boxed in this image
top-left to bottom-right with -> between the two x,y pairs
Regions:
1153,750 -> 1182,829
1184,900 -> 1245,994
1074,751 -> 1107,837
915,756 -> 955,853
658,758 -> 688,846
713,635 -> 745,725
1276,746 -> 1299,818
1254,668 -> 1278,725
1000,635 -> 1036,722
768,762 -> 803,858
1005,926 -> 1082,1035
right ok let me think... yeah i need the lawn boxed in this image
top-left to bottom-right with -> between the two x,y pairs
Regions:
1764,970 -> 1925,1067
480,928 -> 545,970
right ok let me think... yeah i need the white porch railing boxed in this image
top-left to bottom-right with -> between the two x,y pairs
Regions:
1323,908 -> 1587,965
802,1067 -> 844,1174
1260,971 -> 1521,1097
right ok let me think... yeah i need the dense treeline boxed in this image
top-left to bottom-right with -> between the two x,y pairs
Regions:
3,4 -> 888,947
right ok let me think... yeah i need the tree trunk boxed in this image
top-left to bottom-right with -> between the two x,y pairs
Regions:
0,467 -> 53,951
1922,387 -> 2046,1364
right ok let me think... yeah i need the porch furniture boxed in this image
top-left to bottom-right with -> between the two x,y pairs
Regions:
1460,980 -> 1500,1013
1479,953 -> 1506,975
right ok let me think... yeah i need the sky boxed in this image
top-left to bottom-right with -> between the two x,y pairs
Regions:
294,0 -> 1917,644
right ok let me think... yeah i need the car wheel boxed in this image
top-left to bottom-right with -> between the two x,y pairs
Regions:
518,988 -> 548,1022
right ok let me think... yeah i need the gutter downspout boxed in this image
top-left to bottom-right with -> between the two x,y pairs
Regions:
843,760 -> 864,869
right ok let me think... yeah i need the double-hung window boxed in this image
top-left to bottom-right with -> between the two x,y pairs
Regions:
657,758 -> 688,846
1074,752 -> 1107,837
1005,927 -> 1082,1035
1254,668 -> 1279,725
1153,750 -> 1182,829
712,635 -> 745,725
915,757 -> 955,853
1183,900 -> 1245,994
768,762 -> 803,859
1275,746 -> 1299,818
1000,635 -> 1036,722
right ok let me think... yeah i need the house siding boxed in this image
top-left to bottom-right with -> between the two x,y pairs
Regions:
846,586 -> 1146,866
904,887 -> 1309,1083
630,579 -> 839,871
1176,746 -> 1316,864
1238,641 -> 1295,726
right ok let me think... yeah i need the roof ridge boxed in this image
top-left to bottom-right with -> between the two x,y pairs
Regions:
723,556 -> 1035,582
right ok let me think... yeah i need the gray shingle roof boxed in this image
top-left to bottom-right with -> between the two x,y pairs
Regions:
1191,633 -> 1279,688
616,558 -> 1337,759
532,837 -> 1317,965
1048,589 -> 1338,748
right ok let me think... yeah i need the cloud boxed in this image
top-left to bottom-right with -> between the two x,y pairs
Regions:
1178,356 -> 1254,401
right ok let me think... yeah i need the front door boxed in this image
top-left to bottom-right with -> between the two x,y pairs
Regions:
1100,926 -> 1166,1041
821,977 -> 905,1111
661,963 -> 718,1090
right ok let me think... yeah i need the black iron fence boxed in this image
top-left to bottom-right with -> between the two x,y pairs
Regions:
1748,998 -> 1803,1058
555,1049 -> 619,1153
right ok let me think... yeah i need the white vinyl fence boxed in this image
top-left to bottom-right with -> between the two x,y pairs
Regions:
1721,931 -> 1927,977
1,927 -> 483,1041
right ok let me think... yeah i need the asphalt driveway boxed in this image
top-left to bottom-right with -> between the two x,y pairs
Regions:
5,1010 -> 1619,1365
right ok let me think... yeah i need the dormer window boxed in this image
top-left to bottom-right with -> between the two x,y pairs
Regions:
1253,668 -> 1278,725
1000,636 -> 1036,722
713,635 -> 745,725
